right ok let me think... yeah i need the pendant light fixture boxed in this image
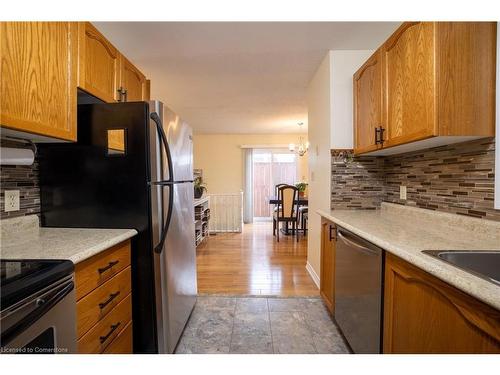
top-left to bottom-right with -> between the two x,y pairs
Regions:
289,122 -> 309,156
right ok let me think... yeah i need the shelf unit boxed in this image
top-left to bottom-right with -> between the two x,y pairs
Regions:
194,195 -> 210,247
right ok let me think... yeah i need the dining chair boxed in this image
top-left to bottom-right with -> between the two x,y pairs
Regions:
299,206 -> 308,235
273,184 -> 300,242
273,184 -> 288,213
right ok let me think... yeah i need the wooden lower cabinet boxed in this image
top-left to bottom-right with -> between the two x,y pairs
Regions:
104,321 -> 133,354
320,220 -> 335,315
383,253 -> 500,353
75,239 -> 133,354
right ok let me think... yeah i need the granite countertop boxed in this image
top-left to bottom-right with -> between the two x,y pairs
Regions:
0,215 -> 138,264
317,202 -> 500,310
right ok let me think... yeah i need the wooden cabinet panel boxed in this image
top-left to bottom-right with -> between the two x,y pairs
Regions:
77,266 -> 132,338
103,321 -> 133,354
384,253 -> 500,353
78,22 -> 120,102
320,220 -> 335,314
383,22 -> 436,147
353,49 -> 383,154
119,55 -> 147,101
78,293 -> 132,354
75,240 -> 131,300
0,22 -> 77,141
436,22 -> 496,136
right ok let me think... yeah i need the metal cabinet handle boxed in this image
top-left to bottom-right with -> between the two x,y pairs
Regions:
98,291 -> 120,310
375,126 -> 385,145
98,260 -> 119,274
337,230 -> 379,256
117,87 -> 125,102
123,89 -> 128,102
99,322 -> 121,344
378,126 -> 385,145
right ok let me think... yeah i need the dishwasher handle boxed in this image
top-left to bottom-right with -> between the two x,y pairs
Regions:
337,230 -> 380,256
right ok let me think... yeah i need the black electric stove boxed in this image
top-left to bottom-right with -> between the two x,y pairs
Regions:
0,259 -> 74,311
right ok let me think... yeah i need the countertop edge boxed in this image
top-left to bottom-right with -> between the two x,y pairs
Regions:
67,229 -> 137,264
317,209 -> 500,311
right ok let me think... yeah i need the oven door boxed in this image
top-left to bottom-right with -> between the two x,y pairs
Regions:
0,276 -> 77,354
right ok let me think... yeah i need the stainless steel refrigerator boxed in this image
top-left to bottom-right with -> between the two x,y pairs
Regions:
39,100 -> 197,353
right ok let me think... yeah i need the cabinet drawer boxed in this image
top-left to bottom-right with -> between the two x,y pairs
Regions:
75,240 -> 131,300
103,321 -> 133,354
77,266 -> 131,338
78,293 -> 132,353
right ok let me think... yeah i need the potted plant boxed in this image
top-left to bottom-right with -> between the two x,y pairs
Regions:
295,182 -> 308,197
194,177 -> 207,199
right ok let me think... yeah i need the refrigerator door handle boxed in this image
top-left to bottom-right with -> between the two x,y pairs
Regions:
150,111 -> 174,183
154,182 -> 174,254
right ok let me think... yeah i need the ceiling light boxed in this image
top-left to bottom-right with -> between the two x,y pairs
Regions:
289,122 -> 308,157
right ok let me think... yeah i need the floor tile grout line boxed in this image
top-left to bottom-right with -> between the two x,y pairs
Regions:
228,297 -> 237,353
267,298 -> 276,354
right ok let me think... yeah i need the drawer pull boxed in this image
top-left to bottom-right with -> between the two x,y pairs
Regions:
99,291 -> 121,310
100,322 -> 121,344
98,260 -> 119,275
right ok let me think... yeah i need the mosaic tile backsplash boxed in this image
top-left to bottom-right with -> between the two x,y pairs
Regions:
331,138 -> 499,221
0,141 -> 40,220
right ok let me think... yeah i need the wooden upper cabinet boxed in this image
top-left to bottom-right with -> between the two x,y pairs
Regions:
320,220 -> 335,315
383,22 -> 436,147
436,22 -> 496,136
353,49 -> 383,154
0,22 -> 78,141
384,253 -> 500,354
78,22 -> 120,102
354,22 -> 496,155
119,55 -> 148,101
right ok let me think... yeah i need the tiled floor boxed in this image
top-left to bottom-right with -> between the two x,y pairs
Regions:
175,296 -> 350,354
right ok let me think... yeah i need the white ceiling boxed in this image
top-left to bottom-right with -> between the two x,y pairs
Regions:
94,22 -> 400,134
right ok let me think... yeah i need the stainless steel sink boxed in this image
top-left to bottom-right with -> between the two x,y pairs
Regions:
422,250 -> 500,286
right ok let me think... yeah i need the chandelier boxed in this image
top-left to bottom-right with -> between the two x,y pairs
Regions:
288,122 -> 309,157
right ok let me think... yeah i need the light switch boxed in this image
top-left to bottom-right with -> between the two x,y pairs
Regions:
399,185 -> 407,200
4,190 -> 20,212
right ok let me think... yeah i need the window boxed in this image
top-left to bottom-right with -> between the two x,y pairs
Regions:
252,149 -> 297,219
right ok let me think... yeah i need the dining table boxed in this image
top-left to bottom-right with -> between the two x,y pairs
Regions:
268,196 -> 308,206
268,195 -> 308,235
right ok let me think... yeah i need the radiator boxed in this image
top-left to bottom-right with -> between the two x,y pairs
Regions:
208,192 -> 243,233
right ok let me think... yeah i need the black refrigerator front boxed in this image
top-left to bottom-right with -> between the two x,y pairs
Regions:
38,101 -> 195,353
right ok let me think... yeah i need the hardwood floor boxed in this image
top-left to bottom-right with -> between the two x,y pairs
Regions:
196,222 -> 319,296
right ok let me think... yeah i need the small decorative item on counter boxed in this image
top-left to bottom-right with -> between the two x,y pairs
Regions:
194,176 -> 207,199
295,182 -> 308,197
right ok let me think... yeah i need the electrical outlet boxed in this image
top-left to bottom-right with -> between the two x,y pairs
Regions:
399,185 -> 407,200
4,190 -> 20,212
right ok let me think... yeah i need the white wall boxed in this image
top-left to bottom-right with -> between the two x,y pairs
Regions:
306,50 -> 374,281
306,52 -> 333,279
193,134 -> 308,194
330,50 -> 374,149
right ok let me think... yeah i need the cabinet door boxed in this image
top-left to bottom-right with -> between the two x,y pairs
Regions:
119,55 -> 147,101
78,22 -> 120,102
320,221 -> 335,314
353,49 -> 383,154
383,22 -> 436,148
384,253 -> 500,354
0,22 -> 78,141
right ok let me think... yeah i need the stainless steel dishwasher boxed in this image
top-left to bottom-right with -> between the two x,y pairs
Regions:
334,226 -> 384,354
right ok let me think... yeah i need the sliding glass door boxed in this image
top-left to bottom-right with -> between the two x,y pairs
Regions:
252,149 -> 297,219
